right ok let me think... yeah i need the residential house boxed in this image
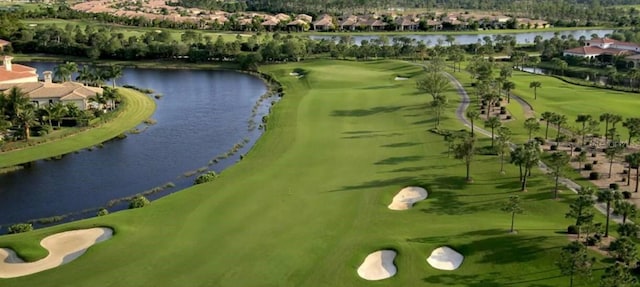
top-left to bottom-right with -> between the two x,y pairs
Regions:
287,19 -> 309,31
395,16 -> 419,31
563,38 -> 640,59
261,17 -> 280,31
516,18 -> 550,29
367,19 -> 388,31
295,14 -> 312,23
0,56 -> 38,85
339,15 -> 359,31
0,71 -> 102,110
274,13 -> 290,22
312,14 -> 334,31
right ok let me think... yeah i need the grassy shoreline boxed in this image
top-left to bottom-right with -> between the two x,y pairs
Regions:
12,54 -> 240,70
0,88 -> 156,168
297,26 -> 616,36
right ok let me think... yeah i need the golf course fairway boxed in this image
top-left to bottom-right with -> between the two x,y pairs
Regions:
0,60 -> 606,286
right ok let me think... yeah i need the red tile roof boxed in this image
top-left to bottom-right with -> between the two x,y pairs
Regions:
564,46 -> 604,55
0,39 -> 9,47
0,63 -> 37,83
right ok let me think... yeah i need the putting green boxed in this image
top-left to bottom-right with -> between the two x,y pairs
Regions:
0,60 -> 605,286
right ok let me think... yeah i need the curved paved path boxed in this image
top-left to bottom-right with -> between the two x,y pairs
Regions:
443,71 -> 625,225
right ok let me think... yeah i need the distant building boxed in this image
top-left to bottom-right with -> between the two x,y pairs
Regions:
0,39 -> 10,52
0,56 -> 39,85
563,38 -> 640,59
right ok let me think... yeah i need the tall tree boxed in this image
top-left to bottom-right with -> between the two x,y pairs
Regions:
596,189 -> 622,237
600,113 -> 615,147
502,81 -> 515,103
556,242 -> 594,287
484,116 -> 502,148
609,237 -> 638,267
566,187 -> 595,240
529,81 -> 542,100
549,151 -> 570,199
599,262 -> 637,287
512,141 -> 541,191
496,126 -> 511,174
575,114 -> 592,146
416,71 -> 451,100
625,152 -> 640,190
606,144 -> 625,179
430,95 -> 448,129
16,105 -> 37,141
106,65 -> 123,88
623,117 -> 640,145
614,200 -> 637,224
454,134 -> 476,183
501,195 -> 523,233
541,111 -> 555,140
551,113 -> 567,144
466,109 -> 480,137
523,117 -> 540,141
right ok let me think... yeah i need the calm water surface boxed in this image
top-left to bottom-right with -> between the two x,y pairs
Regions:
0,63 -> 269,226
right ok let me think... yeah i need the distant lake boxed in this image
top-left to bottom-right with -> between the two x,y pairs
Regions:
308,29 -> 615,46
0,63 -> 270,227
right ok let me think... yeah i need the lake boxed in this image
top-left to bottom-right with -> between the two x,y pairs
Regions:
308,29 -> 615,46
0,63 -> 270,227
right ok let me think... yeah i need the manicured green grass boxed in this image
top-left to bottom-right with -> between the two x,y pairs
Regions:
0,60 -> 607,286
0,88 -> 155,168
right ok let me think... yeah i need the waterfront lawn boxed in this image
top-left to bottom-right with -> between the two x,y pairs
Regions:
0,88 -> 156,168
0,60 -> 606,287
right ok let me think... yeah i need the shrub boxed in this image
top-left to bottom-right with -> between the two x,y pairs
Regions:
8,223 -> 33,234
593,160 -> 598,164
567,225 -> 578,234
500,106 -> 507,111
623,191 -> 632,199
574,147 -> 582,152
550,145 -> 558,151
623,169 -> 628,174
571,138 -> 578,143
500,110 -> 507,115
129,195 -> 150,209
584,163 -> 593,170
592,153 -> 597,157
494,102 -> 501,107
534,137 -> 545,145
194,171 -> 218,185
97,208 -> 109,216
589,172 -> 600,180
480,110 -> 486,114
586,235 -> 601,246
610,183 -> 620,190
506,115 -> 512,120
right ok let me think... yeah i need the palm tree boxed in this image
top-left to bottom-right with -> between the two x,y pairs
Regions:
596,189 -> 622,237
529,81 -> 542,100
49,102 -> 66,128
16,105 -> 37,141
549,151 -> 569,199
614,201 -> 637,224
106,65 -> 123,88
610,114 -> 623,142
512,141 -> 541,191
501,195 -> 523,233
53,61 -> 78,82
575,114 -> 592,146
626,152 -> 640,192
466,109 -> 480,137
623,117 -> 640,145
454,134 -> 476,183
502,81 -> 515,103
484,116 -> 502,148
524,117 -> 540,140
541,111 -> 555,140
511,145 -> 525,183
4,87 -> 30,124
606,145 -> 624,178
600,113 -> 615,147
552,114 -> 567,144
76,65 -> 93,85
496,126 -> 511,174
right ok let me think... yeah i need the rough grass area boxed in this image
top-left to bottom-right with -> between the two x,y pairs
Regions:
0,88 -> 156,168
0,60 -> 607,286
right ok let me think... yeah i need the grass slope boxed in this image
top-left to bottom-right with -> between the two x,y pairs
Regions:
0,60 -> 606,286
0,88 -> 156,168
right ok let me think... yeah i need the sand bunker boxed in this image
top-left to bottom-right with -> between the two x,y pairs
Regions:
0,227 -> 113,278
394,77 -> 409,80
357,250 -> 397,280
289,72 -> 299,76
427,246 -> 464,271
388,186 -> 428,210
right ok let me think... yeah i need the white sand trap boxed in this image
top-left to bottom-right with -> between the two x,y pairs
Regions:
427,246 -> 464,271
394,77 -> 409,80
289,72 -> 299,76
357,250 -> 397,280
388,186 -> 428,210
0,227 -> 113,278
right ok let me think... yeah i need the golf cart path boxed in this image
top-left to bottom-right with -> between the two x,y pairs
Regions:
443,71 -> 625,225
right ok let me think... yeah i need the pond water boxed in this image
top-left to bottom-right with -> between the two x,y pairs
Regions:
309,29 -> 614,46
0,63 -> 270,227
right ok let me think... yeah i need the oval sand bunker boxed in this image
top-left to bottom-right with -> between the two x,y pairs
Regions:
388,186 -> 428,210
427,246 -> 464,271
0,227 -> 113,278
357,250 -> 397,280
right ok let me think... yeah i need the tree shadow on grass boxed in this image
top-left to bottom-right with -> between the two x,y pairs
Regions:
341,132 -> 404,139
329,176 -> 420,192
419,190 -> 501,215
380,142 -> 421,148
386,166 -> 428,173
358,84 -> 400,90
422,273 -> 504,287
331,105 -> 405,117
374,155 -> 424,165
